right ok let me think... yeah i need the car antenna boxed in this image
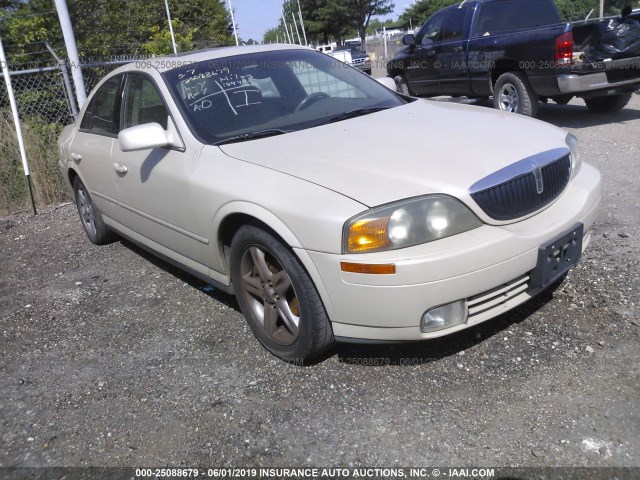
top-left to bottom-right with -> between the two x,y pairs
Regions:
458,0 -> 468,8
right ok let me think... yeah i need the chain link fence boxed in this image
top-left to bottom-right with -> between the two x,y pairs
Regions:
365,35 -> 405,76
0,57 -> 144,215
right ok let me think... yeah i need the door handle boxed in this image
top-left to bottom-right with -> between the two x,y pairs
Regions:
426,51 -> 436,57
453,46 -> 463,52
70,152 -> 82,162
113,163 -> 128,175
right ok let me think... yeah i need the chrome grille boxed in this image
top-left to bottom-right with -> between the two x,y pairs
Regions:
470,151 -> 571,221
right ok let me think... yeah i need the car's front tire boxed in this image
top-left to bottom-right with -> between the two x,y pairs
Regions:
229,225 -> 334,362
73,176 -> 115,245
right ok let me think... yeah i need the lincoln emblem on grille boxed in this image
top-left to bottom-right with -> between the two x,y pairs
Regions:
533,167 -> 544,195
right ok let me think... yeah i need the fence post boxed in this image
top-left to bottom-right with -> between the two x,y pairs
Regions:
383,27 -> 388,60
0,35 -> 37,215
45,42 -> 79,120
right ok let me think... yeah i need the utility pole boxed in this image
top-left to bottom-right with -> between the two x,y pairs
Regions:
0,36 -> 37,215
164,0 -> 178,54
599,0 -> 604,19
291,13 -> 302,45
54,0 -> 86,107
228,0 -> 239,46
297,0 -> 308,46
282,10 -> 292,43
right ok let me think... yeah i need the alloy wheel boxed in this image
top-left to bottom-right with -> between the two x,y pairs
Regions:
498,84 -> 519,112
77,186 -> 97,237
238,245 -> 300,345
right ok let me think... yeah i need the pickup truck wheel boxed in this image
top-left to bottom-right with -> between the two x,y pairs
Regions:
229,225 -> 335,362
73,177 -> 116,245
394,74 -> 412,96
493,72 -> 538,117
585,93 -> 632,114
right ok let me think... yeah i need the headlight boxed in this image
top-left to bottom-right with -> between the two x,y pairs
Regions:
343,195 -> 483,254
566,133 -> 581,178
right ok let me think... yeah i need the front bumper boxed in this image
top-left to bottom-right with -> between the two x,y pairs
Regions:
298,162 -> 601,342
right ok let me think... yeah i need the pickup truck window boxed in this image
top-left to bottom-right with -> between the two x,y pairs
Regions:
418,12 -> 446,44
474,0 -> 561,36
442,7 -> 472,41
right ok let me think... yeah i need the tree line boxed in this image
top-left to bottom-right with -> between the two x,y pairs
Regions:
263,0 -> 394,47
0,0 -> 233,66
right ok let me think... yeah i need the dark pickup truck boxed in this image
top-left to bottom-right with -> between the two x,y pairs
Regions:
387,0 -> 640,116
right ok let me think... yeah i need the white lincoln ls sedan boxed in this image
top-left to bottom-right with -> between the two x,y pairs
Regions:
58,45 -> 601,361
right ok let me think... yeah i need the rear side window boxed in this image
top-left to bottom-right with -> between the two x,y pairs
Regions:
475,0 -> 561,36
442,7 -> 473,41
80,75 -> 122,135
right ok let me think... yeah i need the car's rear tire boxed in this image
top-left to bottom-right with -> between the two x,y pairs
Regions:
585,93 -> 632,113
73,176 -> 116,245
394,74 -> 412,96
493,72 -> 539,117
229,225 -> 334,362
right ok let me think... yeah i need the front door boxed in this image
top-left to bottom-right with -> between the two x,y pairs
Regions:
435,6 -> 473,96
405,11 -> 446,96
110,72 -> 207,271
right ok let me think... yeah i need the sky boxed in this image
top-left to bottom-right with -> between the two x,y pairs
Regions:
230,0 -> 408,43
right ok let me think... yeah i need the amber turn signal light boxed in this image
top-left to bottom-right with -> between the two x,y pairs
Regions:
346,217 -> 390,253
340,262 -> 396,275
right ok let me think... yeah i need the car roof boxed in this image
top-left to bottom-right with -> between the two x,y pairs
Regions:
111,43 -> 313,75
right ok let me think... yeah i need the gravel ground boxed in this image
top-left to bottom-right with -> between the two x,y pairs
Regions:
1,95 -> 639,470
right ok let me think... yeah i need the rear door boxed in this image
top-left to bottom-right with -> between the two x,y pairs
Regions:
69,74 -> 124,222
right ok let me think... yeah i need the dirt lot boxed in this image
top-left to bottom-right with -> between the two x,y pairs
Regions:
1,95 -> 639,472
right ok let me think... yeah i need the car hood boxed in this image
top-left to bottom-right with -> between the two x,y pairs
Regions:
218,100 -> 568,211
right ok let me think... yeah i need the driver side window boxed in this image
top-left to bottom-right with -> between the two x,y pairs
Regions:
122,74 -> 169,130
418,12 -> 446,45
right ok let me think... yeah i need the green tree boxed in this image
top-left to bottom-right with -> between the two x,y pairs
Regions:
348,0 -> 395,47
1,0 -> 234,65
366,18 -> 395,35
398,0 -> 457,29
263,27 -> 283,44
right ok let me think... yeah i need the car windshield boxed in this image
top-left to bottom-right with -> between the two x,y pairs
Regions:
162,48 -> 407,145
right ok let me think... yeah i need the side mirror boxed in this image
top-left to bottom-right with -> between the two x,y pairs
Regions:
375,77 -> 397,91
402,34 -> 416,46
118,122 -> 170,152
